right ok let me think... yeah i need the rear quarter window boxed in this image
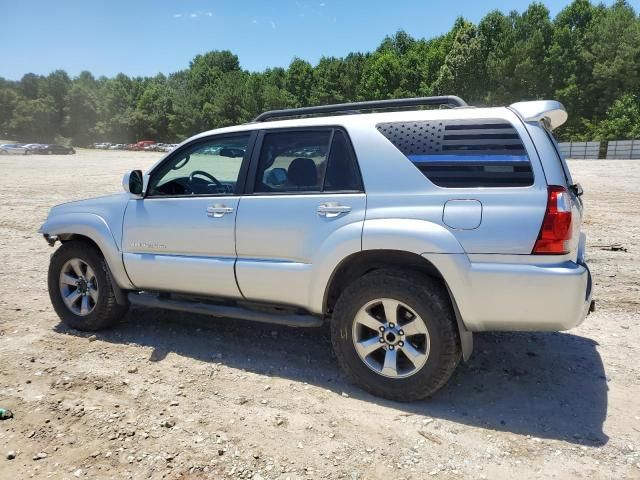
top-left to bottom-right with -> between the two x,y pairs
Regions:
376,119 -> 534,188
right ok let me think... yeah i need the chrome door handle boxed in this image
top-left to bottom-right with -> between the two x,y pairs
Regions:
207,204 -> 234,218
317,203 -> 351,218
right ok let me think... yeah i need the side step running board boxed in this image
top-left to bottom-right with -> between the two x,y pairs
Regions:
128,293 -> 324,328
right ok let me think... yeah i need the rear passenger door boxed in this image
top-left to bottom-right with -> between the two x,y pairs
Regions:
235,128 -> 365,309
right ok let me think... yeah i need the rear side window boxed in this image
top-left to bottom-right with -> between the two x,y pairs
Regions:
324,131 -> 362,192
254,129 -> 363,193
376,119 -> 534,188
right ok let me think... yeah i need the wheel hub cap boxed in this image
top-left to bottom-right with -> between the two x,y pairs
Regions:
76,278 -> 88,294
352,298 -> 430,379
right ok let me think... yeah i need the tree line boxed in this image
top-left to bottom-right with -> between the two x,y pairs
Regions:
1,0 -> 639,146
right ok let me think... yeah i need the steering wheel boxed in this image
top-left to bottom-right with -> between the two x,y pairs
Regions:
189,170 -> 222,186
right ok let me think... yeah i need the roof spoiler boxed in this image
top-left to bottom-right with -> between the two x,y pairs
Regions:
509,100 -> 568,130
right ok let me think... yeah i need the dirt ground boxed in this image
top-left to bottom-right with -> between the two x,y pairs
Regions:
0,150 -> 638,480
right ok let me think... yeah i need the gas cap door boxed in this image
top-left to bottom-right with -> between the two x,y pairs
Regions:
443,199 -> 482,230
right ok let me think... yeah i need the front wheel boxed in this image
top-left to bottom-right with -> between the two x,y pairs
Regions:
48,241 -> 128,331
331,269 -> 461,401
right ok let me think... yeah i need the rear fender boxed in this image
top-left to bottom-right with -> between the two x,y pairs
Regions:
363,219 -> 473,360
362,218 -> 465,254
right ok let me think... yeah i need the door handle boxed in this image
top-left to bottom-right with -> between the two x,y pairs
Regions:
207,204 -> 234,218
317,203 -> 351,218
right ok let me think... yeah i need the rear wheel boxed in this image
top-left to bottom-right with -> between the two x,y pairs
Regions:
331,269 -> 461,401
48,241 -> 128,331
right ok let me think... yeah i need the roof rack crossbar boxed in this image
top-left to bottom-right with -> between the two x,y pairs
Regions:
253,96 -> 468,122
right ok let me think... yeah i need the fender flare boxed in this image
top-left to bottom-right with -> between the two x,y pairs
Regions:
39,212 -> 134,289
317,218 -> 473,360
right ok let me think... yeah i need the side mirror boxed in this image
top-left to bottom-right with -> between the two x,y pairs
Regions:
123,170 -> 144,197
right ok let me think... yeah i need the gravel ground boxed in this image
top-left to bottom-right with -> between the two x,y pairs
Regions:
0,151 -> 638,479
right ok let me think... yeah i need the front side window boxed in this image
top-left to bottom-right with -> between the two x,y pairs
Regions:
254,129 -> 362,193
148,135 -> 250,196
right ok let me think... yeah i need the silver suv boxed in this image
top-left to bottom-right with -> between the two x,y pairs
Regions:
40,96 -> 593,401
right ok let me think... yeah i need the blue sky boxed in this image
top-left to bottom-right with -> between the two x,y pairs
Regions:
1,0 -> 638,80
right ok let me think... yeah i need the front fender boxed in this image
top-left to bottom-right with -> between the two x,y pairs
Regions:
39,213 -> 134,289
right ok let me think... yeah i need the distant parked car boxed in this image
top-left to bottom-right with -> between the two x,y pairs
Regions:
0,144 -> 28,155
150,143 -> 169,152
35,144 -> 76,155
22,143 -> 43,153
130,140 -> 155,151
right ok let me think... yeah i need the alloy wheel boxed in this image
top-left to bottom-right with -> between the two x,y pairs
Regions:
59,258 -> 99,316
352,298 -> 430,378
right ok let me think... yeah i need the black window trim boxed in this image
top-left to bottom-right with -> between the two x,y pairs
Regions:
144,130 -> 258,199
244,125 -> 365,196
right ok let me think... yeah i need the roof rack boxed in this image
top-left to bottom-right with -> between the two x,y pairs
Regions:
253,95 -> 468,122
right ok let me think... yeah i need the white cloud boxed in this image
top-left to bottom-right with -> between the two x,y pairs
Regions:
174,10 -> 214,20
270,20 -> 276,29
319,2 -> 326,6
251,19 -> 258,24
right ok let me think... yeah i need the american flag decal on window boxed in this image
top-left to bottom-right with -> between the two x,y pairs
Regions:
376,119 -> 533,188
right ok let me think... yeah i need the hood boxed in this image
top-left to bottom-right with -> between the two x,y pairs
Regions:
47,193 -> 130,219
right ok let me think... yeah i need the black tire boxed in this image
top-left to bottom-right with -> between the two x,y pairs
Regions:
331,269 -> 461,402
48,240 -> 128,331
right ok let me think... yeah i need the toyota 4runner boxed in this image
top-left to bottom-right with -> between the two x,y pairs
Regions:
40,96 -> 594,401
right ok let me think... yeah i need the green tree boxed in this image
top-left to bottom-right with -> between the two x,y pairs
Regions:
66,71 -> 99,145
432,19 -> 485,101
286,58 -> 314,107
43,70 -> 71,136
134,79 -> 174,140
9,96 -> 57,141
486,3 -> 554,103
0,83 -> 19,138
588,94 -> 640,140
359,51 -> 402,99
581,0 -> 640,120
1,1 -> 639,143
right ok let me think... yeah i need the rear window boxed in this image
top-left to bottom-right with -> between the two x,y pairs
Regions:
376,119 -> 534,188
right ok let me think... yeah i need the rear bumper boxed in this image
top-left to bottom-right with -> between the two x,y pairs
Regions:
423,253 -> 593,332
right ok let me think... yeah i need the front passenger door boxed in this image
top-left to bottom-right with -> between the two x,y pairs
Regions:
122,133 -> 254,298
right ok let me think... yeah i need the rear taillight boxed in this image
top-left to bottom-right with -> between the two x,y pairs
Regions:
533,186 -> 573,254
